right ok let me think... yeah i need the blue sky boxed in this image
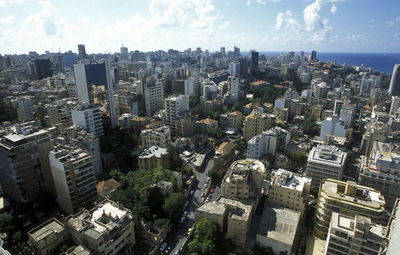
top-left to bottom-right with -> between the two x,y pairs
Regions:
0,0 -> 399,54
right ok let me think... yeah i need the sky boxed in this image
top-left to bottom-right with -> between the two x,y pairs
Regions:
0,0 -> 400,54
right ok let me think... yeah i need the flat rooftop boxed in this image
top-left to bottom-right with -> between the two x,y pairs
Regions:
308,145 -> 346,166
257,206 -> 301,246
218,197 -> 252,221
272,169 -> 311,192
197,201 -> 227,216
28,218 -> 65,242
139,146 -> 168,159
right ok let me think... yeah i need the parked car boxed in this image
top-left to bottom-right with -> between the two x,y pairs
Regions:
159,242 -> 167,251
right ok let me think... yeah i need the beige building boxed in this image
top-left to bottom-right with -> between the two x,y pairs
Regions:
140,125 -> 171,149
268,169 -> 311,213
28,218 -> 69,255
305,145 -> 347,192
213,142 -> 236,171
195,196 -> 253,245
221,159 -> 266,202
243,110 -> 276,141
256,206 -> 301,255
66,200 -> 136,255
359,142 -> 400,210
314,179 -> 386,239
382,198 -> 400,255
220,111 -> 243,131
324,212 -> 385,255
0,122 -> 55,203
49,145 -> 97,215
138,146 -> 169,170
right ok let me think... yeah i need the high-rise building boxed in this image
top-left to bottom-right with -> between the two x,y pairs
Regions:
250,50 -> 259,71
49,145 -> 97,214
305,145 -> 347,191
77,44 -> 87,61
29,59 -> 52,80
16,96 -> 34,123
184,77 -> 200,96
310,50 -> 317,61
390,96 -> 400,115
239,58 -> 248,78
71,103 -> 104,137
389,64 -> 400,96
0,122 -> 55,203
320,116 -> 347,139
313,179 -> 386,239
382,198 -> 400,255
324,212 -> 385,255
225,76 -> 241,102
73,61 -> 116,127
219,111 -> 243,131
61,51 -> 78,69
229,61 -> 240,76
359,142 -> 400,211
164,95 -> 192,137
120,46 -> 129,61
143,78 -> 164,116
243,110 -> 276,141
220,47 -> 225,55
234,46 -> 240,56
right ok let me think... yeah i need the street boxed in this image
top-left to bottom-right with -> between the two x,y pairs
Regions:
157,157 -> 214,255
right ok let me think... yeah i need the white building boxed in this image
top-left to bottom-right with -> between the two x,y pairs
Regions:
305,145 -> 347,191
71,103 -> 104,137
324,212 -> 385,255
184,76 -> 200,96
16,96 -> 34,123
144,79 -> 164,116
320,116 -> 347,139
66,200 -> 136,255
200,80 -> 218,102
164,95 -> 190,137
390,96 -> 400,115
229,61 -> 240,76
246,127 -> 290,159
224,76 -> 241,103
49,145 -> 97,215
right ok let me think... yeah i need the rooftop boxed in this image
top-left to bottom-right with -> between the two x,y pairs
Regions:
65,245 -> 91,255
257,206 -> 301,246
215,142 -> 235,156
197,201 -> 227,216
28,218 -> 65,242
308,145 -> 347,166
139,146 -> 168,159
218,197 -> 252,221
271,169 -> 311,192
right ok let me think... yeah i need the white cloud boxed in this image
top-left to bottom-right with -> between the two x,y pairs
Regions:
8,0 -> 24,3
275,10 -> 299,30
386,16 -> 400,27
0,14 -> 16,24
0,0 -> 6,7
219,21 -> 230,29
394,32 -> 400,41
304,0 -> 324,31
330,4 -> 337,14
346,34 -> 368,42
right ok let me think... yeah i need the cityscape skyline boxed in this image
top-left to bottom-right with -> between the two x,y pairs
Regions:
1,0 -> 400,54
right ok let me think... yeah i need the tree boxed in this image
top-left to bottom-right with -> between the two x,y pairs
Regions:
302,116 -> 318,136
167,144 -> 183,169
188,218 -> 218,255
163,193 -> 184,222
234,135 -> 247,155
207,127 -> 223,140
0,213 -> 14,233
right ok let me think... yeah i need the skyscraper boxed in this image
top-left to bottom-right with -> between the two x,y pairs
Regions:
234,46 -> 240,56
310,50 -> 317,61
220,47 -> 225,55
120,46 -> 129,61
77,44 -> 87,61
73,61 -> 116,127
389,64 -> 400,96
229,61 -> 240,76
250,50 -> 259,71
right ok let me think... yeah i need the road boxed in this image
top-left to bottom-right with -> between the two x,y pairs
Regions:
157,157 -> 214,255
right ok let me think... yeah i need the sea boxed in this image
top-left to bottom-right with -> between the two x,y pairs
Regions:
252,52 -> 400,74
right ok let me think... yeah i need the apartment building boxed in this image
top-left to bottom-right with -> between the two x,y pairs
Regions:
305,145 -> 347,191
71,103 -> 104,137
138,146 -> 169,170
49,145 -> 97,214
243,110 -> 276,141
268,169 -> 311,213
314,179 -> 386,239
246,127 -> 290,159
219,111 -> 243,131
213,142 -> 236,171
140,125 -> 171,149
324,212 -> 385,255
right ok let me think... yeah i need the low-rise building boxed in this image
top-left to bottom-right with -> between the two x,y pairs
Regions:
65,200 -> 136,255
324,212 -> 385,255
138,146 -> 169,170
213,142 -> 236,171
243,110 -> 276,141
268,169 -> 311,213
220,111 -> 243,131
314,179 -> 386,239
256,206 -> 301,255
195,197 -> 253,246
140,126 -> 171,149
28,218 -> 69,255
